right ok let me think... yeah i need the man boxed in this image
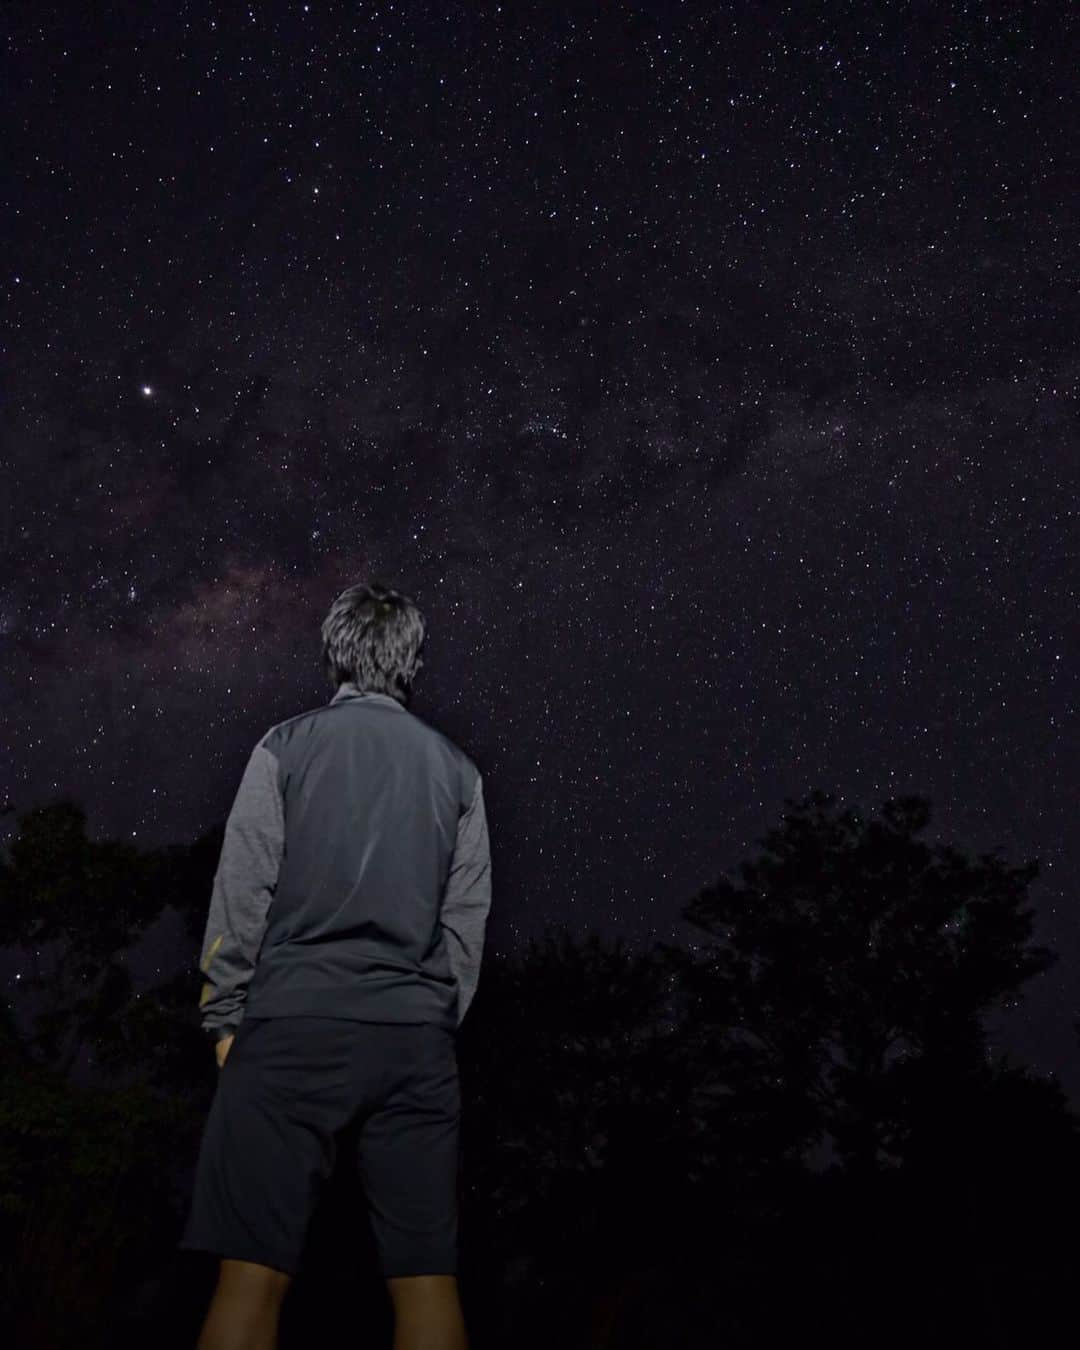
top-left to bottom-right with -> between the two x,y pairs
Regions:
179,580 -> 491,1350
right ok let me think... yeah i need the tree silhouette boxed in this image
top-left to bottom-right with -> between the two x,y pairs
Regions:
0,799 -> 159,1079
654,790 -> 1055,1184
0,799 -> 229,1089
455,930 -> 695,1291
0,801 -> 222,1345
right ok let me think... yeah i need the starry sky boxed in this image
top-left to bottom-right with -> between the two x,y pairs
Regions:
2,3 -> 1076,1098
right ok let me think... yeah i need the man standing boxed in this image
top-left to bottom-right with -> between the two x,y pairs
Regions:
179,580 -> 491,1350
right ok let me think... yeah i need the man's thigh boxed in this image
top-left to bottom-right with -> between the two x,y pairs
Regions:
356,1024 -> 462,1279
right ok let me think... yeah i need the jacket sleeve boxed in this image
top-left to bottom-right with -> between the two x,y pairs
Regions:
197,735 -> 285,1044
439,771 -> 492,1027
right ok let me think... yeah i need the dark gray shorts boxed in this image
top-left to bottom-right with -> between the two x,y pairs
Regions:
178,1016 -> 461,1279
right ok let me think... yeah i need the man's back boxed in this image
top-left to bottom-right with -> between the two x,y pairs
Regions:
197,681 -> 492,1043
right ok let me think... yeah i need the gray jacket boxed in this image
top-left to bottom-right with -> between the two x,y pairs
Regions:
197,682 -> 491,1043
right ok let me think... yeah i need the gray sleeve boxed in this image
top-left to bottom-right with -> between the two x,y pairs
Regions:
197,737 -> 285,1043
439,771 -> 492,1027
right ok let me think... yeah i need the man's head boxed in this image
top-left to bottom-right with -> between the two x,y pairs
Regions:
320,579 -> 426,705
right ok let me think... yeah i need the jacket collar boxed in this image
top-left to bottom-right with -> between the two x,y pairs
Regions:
329,681 -> 407,711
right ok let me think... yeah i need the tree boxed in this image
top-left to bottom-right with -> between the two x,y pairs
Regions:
0,800 -> 217,1345
654,790 -> 1056,1180
0,799 -> 226,1087
457,930 -> 687,1269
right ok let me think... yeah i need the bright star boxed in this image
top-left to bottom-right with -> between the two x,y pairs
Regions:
141,385 -> 153,397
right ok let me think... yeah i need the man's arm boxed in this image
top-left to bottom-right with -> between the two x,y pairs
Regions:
197,734 -> 285,1044
440,772 -> 492,1027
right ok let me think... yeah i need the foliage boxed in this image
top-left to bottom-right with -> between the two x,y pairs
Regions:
654,789 -> 1055,1175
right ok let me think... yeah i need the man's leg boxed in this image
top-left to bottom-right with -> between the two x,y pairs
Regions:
195,1258 -> 293,1350
387,1274 -> 468,1350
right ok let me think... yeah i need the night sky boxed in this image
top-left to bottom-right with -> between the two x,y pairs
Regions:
2,4 -> 1076,1100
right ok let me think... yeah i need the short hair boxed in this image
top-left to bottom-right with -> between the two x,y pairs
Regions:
320,580 -> 426,704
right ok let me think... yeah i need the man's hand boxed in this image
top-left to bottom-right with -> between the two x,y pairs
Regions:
215,1033 -> 236,1070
